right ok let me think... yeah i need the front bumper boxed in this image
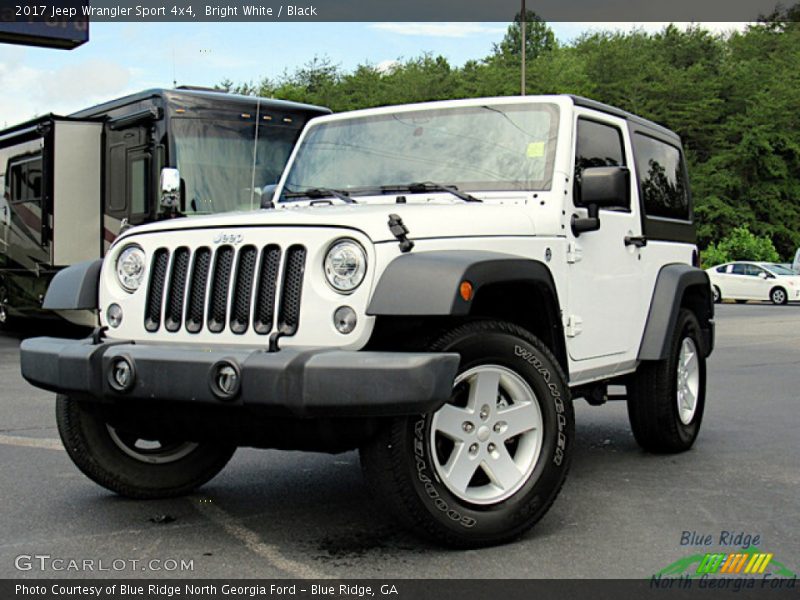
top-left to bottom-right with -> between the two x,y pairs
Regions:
20,337 -> 460,418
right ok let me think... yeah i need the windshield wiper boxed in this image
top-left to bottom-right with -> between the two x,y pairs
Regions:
283,188 -> 357,204
379,182 -> 482,203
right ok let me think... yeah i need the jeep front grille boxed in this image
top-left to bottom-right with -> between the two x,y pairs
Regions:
144,244 -> 306,336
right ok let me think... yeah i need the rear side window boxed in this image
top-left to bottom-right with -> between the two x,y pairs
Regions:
634,134 -> 689,220
715,265 -> 728,273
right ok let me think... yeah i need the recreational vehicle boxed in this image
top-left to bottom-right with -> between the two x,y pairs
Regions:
0,88 -> 329,327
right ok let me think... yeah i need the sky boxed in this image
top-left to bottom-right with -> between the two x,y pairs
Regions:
0,21 -> 748,127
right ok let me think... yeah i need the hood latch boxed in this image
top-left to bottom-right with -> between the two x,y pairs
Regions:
388,214 -> 414,253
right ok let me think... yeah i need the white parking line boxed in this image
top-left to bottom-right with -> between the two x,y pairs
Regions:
191,499 -> 329,579
0,434 -> 63,451
1,432 -> 328,578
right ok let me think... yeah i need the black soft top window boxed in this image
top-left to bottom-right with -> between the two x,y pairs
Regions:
634,133 -> 689,221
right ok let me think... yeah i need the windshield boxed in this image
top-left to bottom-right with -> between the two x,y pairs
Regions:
282,103 -> 559,197
766,264 -> 797,276
172,117 -> 301,214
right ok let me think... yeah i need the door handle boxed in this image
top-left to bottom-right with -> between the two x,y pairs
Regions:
624,235 -> 647,248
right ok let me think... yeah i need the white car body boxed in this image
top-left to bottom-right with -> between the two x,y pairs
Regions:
21,95 -> 716,545
706,261 -> 800,303
100,95 -> 695,386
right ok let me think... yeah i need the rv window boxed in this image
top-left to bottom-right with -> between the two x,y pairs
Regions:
9,156 -> 43,205
130,156 -> 148,215
107,144 -> 126,212
172,118 -> 303,214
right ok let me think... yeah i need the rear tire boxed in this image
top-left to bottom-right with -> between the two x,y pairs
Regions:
56,395 -> 236,499
712,286 -> 722,304
627,309 -> 706,453
770,287 -> 788,305
360,320 -> 573,548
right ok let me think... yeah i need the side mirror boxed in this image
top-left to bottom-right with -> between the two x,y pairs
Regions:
758,271 -> 769,279
572,166 -> 630,236
579,166 -> 630,208
160,168 -> 181,210
260,184 -> 278,209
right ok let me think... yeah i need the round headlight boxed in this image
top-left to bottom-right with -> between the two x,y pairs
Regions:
115,245 -> 146,293
324,239 -> 367,293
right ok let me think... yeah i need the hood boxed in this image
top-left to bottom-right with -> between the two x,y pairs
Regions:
117,202 -> 537,244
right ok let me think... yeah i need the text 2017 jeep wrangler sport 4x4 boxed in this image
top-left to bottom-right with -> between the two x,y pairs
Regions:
21,95 -> 714,548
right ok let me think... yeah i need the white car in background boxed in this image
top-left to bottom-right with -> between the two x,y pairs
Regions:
707,261 -> 800,305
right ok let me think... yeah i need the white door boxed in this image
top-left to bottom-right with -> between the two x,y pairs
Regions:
726,263 -> 750,298
710,264 -> 733,297
742,264 -> 772,299
566,113 -> 645,361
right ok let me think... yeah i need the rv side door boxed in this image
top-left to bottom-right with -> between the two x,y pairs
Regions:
50,121 -> 103,267
104,125 -> 152,249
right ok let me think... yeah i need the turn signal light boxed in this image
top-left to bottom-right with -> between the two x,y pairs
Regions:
459,281 -> 474,302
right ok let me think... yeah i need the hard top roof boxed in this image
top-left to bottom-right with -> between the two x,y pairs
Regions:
569,95 -> 679,143
69,87 -> 331,119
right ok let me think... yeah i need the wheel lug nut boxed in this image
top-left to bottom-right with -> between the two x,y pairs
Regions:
488,443 -> 496,452
493,423 -> 502,433
469,443 -> 479,455
463,422 -> 474,433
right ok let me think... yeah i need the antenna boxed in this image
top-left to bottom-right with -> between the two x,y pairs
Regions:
521,0 -> 526,96
172,45 -> 177,87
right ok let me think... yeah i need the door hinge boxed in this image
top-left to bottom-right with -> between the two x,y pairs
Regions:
564,314 -> 583,337
566,241 -> 583,264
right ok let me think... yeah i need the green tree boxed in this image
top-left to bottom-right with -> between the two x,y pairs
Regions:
493,10 -> 556,61
220,16 -> 800,257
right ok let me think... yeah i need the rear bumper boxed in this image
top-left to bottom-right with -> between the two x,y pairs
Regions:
20,337 -> 459,418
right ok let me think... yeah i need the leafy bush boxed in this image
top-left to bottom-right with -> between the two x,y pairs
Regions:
700,242 -> 730,268
701,226 -> 780,268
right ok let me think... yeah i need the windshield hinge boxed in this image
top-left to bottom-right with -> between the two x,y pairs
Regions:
564,314 -> 583,338
388,214 -> 414,253
566,241 -> 583,264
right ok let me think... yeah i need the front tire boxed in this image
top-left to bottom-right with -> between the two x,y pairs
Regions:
360,321 -> 574,548
627,309 -> 706,453
56,395 -> 236,498
770,287 -> 788,305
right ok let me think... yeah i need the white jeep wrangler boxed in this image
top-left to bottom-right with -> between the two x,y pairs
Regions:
21,95 -> 714,548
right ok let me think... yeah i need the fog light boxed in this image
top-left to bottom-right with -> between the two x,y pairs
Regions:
333,306 -> 357,334
210,361 -> 241,400
109,357 -> 135,392
106,303 -> 123,328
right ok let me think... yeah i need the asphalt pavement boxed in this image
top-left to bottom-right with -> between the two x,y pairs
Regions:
1,304 -> 798,579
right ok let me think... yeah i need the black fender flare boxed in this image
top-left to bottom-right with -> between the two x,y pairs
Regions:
366,251 -> 566,369
638,263 -> 714,361
367,250 -> 560,317
42,259 -> 102,311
